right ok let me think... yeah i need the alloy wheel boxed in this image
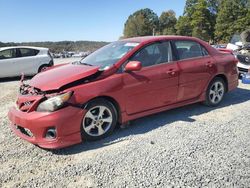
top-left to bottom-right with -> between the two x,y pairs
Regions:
209,81 -> 225,104
82,105 -> 113,137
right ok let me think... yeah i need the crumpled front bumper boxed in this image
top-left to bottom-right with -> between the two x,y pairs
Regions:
8,106 -> 85,149
238,61 -> 250,75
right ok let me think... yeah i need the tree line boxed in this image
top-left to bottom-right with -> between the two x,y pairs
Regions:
123,0 -> 250,43
1,0 -> 249,49
0,41 -> 108,53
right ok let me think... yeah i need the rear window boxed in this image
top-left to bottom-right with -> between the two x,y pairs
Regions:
19,48 -> 39,57
174,41 -> 208,60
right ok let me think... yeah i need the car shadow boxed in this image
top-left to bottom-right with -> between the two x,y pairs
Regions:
0,76 -> 33,83
52,86 -> 250,155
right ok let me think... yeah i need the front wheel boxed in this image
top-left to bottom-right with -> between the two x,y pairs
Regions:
81,99 -> 118,141
204,77 -> 226,107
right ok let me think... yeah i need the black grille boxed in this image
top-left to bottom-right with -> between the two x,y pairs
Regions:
238,67 -> 248,73
16,125 -> 33,137
19,100 -> 34,112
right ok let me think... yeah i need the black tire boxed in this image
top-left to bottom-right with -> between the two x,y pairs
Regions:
38,65 -> 49,73
81,99 -> 118,141
204,77 -> 226,107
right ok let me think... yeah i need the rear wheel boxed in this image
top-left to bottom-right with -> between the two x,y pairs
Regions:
38,65 -> 49,73
81,99 -> 118,141
204,77 -> 226,106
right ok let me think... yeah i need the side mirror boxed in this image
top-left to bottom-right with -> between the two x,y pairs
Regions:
124,61 -> 142,72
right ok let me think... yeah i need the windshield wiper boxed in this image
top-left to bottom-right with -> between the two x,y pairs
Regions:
81,63 -> 93,66
72,61 -> 93,66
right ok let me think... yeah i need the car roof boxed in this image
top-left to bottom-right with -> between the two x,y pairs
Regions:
120,35 -> 202,43
0,46 -> 48,51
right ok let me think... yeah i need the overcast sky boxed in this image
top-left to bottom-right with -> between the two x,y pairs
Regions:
0,0 -> 186,42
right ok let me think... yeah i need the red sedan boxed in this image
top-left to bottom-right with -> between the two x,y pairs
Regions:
8,36 -> 238,149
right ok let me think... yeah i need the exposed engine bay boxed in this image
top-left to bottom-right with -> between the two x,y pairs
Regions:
227,29 -> 250,74
237,29 -> 250,59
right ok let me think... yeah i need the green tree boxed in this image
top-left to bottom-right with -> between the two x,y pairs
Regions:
207,0 -> 220,14
175,0 -> 196,36
175,16 -> 192,36
123,8 -> 159,38
0,42 -> 5,47
159,10 -> 177,35
184,0 -> 198,16
215,0 -> 250,42
184,0 -> 220,15
191,0 -> 214,41
177,0 -> 219,40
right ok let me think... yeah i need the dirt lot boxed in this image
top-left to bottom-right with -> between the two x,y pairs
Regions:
0,60 -> 250,187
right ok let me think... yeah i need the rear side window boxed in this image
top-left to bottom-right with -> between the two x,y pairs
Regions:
130,41 -> 173,67
174,41 -> 208,60
19,48 -> 39,57
0,49 -> 17,60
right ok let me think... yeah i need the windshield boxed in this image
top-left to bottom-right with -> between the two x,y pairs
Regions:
80,41 -> 139,70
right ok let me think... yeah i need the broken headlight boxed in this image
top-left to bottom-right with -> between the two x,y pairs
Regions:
37,91 -> 73,112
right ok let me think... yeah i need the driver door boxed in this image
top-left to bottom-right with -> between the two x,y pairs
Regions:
122,41 -> 179,115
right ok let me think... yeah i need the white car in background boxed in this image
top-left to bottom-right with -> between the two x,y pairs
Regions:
0,46 -> 53,78
227,32 -> 250,75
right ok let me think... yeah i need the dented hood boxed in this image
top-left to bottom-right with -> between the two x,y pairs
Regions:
29,63 -> 100,91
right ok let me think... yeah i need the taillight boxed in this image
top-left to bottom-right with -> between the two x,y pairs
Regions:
233,57 -> 239,64
231,54 -> 239,64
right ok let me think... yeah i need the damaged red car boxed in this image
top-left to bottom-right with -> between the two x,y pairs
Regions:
8,36 -> 239,149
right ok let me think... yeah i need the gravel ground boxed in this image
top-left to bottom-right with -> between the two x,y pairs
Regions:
0,60 -> 250,187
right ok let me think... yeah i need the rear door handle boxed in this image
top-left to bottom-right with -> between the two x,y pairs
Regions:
206,62 -> 214,68
166,69 -> 177,76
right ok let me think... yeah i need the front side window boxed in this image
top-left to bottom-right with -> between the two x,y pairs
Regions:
130,41 -> 173,67
174,41 -> 207,60
19,48 -> 39,57
0,49 -> 16,60
80,41 -> 139,70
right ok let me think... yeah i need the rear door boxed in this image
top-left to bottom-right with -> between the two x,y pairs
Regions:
14,48 -> 40,75
0,48 -> 18,77
122,41 -> 179,115
173,40 -> 215,102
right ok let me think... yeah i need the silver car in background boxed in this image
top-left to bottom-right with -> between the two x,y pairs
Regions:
0,46 -> 53,78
